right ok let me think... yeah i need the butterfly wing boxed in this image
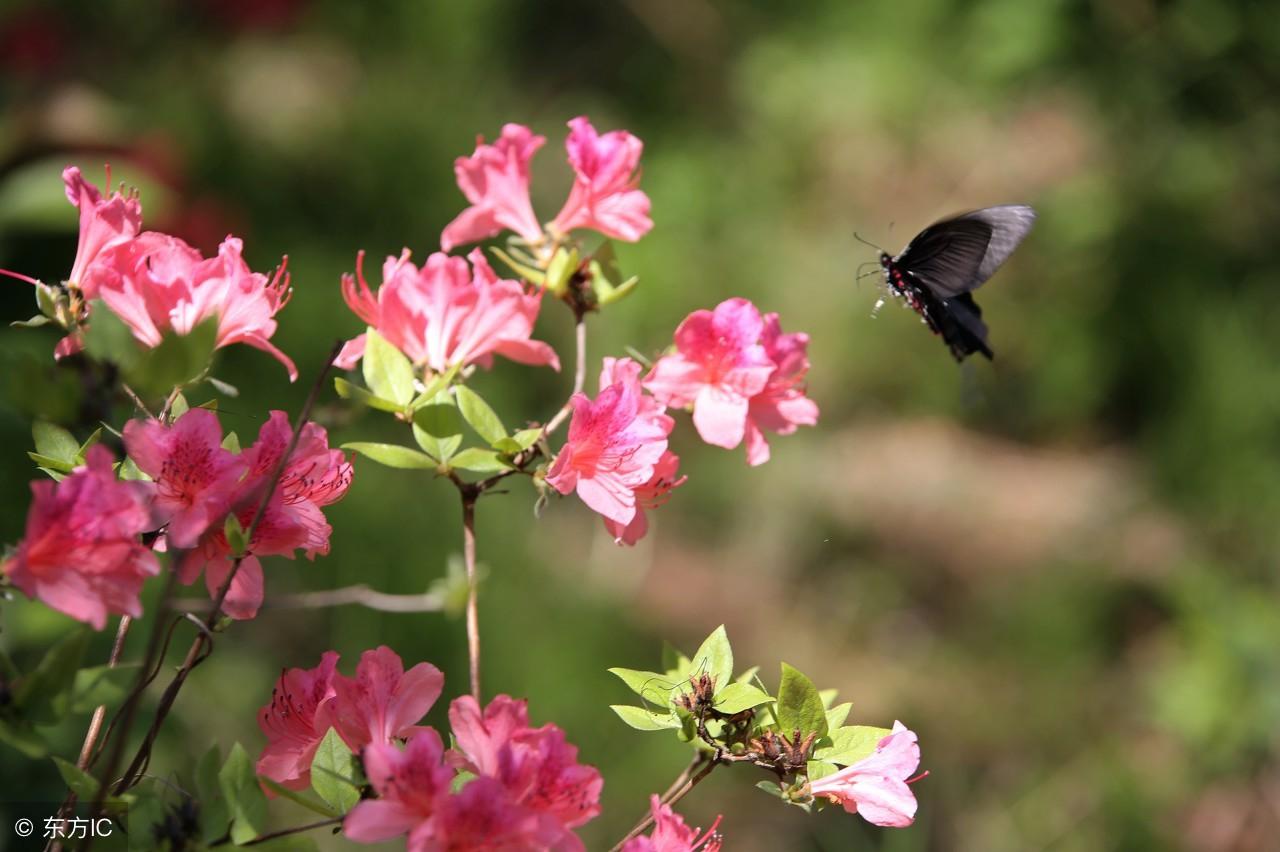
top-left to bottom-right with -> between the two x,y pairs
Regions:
896,204 -> 1036,298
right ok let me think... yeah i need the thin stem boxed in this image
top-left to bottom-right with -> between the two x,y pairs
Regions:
610,759 -> 717,851
461,492 -> 480,701
171,584 -> 445,613
214,816 -> 342,847
543,317 -> 587,436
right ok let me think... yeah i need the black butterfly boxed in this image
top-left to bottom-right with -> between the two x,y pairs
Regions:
872,205 -> 1036,361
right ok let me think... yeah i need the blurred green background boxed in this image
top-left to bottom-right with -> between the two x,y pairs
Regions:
1,1 -> 1278,849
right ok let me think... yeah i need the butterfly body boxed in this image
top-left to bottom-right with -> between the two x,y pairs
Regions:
876,204 -> 1036,362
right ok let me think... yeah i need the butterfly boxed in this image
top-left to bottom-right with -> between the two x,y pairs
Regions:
869,205 -> 1036,361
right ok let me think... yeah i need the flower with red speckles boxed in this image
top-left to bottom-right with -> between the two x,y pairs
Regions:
123,408 -> 245,550
62,165 -> 142,296
92,232 -> 297,379
420,775 -> 552,851
806,722 -> 923,827
335,248 -> 558,374
603,450 -> 684,546
448,694 -> 603,847
343,730 -> 456,846
743,312 -> 819,467
621,795 -> 723,852
256,651 -> 340,791
0,446 -> 158,630
549,116 -> 652,243
328,646 -> 444,752
441,124 -> 546,251
546,357 -> 672,528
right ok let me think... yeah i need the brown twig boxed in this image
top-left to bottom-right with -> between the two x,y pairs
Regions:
215,816 -> 342,847
543,317 -> 587,436
610,759 -> 717,851
461,489 -> 481,701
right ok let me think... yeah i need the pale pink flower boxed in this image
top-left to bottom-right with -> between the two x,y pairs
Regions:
603,450 -> 685,546
644,298 -> 775,452
122,408 -> 245,550
807,721 -> 923,827
92,232 -> 297,379
546,358 -> 671,526
328,646 -> 444,752
256,651 -> 340,791
1,446 -> 159,630
743,313 -> 819,467
449,694 -> 603,847
343,730 -> 455,845
440,124 -> 546,251
621,796 -> 723,852
549,117 -> 652,242
335,249 -> 558,374
62,165 -> 142,295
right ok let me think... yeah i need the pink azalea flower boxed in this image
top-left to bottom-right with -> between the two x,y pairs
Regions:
621,796 -> 723,852
335,249 -> 559,374
418,777 -> 552,852
807,721 -> 923,828
1,446 -> 159,630
743,313 -> 819,467
549,116 -> 653,242
546,358 -> 671,526
122,408 -> 245,550
328,646 -> 444,752
343,730 -> 456,845
643,298 -> 775,452
256,651 -> 340,791
440,124 -> 546,251
62,165 -> 142,295
92,232 -> 297,379
448,694 -> 603,847
603,450 -> 685,546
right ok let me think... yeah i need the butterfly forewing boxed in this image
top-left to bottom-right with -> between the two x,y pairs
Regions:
893,217 -> 994,299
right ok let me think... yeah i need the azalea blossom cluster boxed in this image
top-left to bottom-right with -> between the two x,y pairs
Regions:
256,647 -> 607,851
0,407 -> 352,626
40,166 -> 296,377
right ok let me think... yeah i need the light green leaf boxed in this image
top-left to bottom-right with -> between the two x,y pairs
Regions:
662,641 -> 691,678
806,759 -> 839,781
15,628 -> 91,724
608,668 -> 677,706
819,688 -> 839,709
362,328 -> 415,406
70,663 -> 139,714
221,431 -> 241,453
413,401 -> 464,462
489,246 -> 546,284
27,452 -> 75,473
342,442 -> 436,470
225,514 -> 248,558
492,428 -> 541,454
207,376 -> 240,397
170,393 -> 190,418
447,448 -> 513,474
53,756 -> 99,799
218,743 -> 268,844
310,728 -> 360,814
409,365 -> 460,412
334,377 -> 403,413
453,385 -> 507,446
755,780 -> 786,799
776,663 -> 828,739
610,704 -> 682,731
825,701 -> 853,731
0,716 -> 48,757
119,456 -> 149,481
814,725 -> 892,766
689,625 -> 734,693
196,745 -> 231,843
33,421 -> 79,463
735,665 -> 760,685
258,777 -> 338,819
713,682 -> 773,715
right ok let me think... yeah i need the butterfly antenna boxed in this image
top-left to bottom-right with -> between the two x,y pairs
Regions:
853,231 -> 887,254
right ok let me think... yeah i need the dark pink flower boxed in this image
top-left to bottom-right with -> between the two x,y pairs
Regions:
807,722 -> 923,827
328,646 -> 444,753
546,358 -> 671,526
62,165 -> 142,295
644,298 -> 775,453
336,249 -> 558,374
256,651 -> 340,791
92,232 -> 297,379
418,775 -> 552,852
441,124 -> 546,251
743,313 -> 819,467
343,730 -> 456,845
621,796 -> 723,852
448,694 -> 602,846
1,446 -> 158,630
549,117 -> 652,242
123,408 -> 245,550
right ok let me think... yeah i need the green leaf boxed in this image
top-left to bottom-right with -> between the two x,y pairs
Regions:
342,442 -> 436,470
334,377 -> 403,413
735,665 -> 760,685
755,780 -> 786,799
258,777 -> 339,819
450,770 -> 477,793
806,759 -> 839,781
225,514 -> 249,558
77,427 -> 103,458
83,300 -> 144,373
119,456 -> 148,481
33,421 -> 79,463
409,365 -> 460,411
776,663 -> 828,739
544,246 -> 579,296
453,385 -> 507,446
489,246 -> 546,284
27,452 -> 75,473
825,701 -> 853,731
134,318 -> 219,394
661,641 -> 690,677
814,725 -> 892,766
11,314 -> 51,328
610,704 -> 682,731
15,628 -> 91,724
207,376 -> 240,397
608,668 -> 677,706
447,447 -> 513,474
170,393 -> 190,419
310,728 -> 360,814
219,743 -> 268,844
53,756 -> 99,799
196,745 -> 231,843
492,428 -> 541,455
70,663 -> 138,714
689,625 -> 734,693
219,431 -> 241,453
714,682 -> 773,715
362,328 -> 415,406
0,715 -> 48,757
412,401 -> 464,462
